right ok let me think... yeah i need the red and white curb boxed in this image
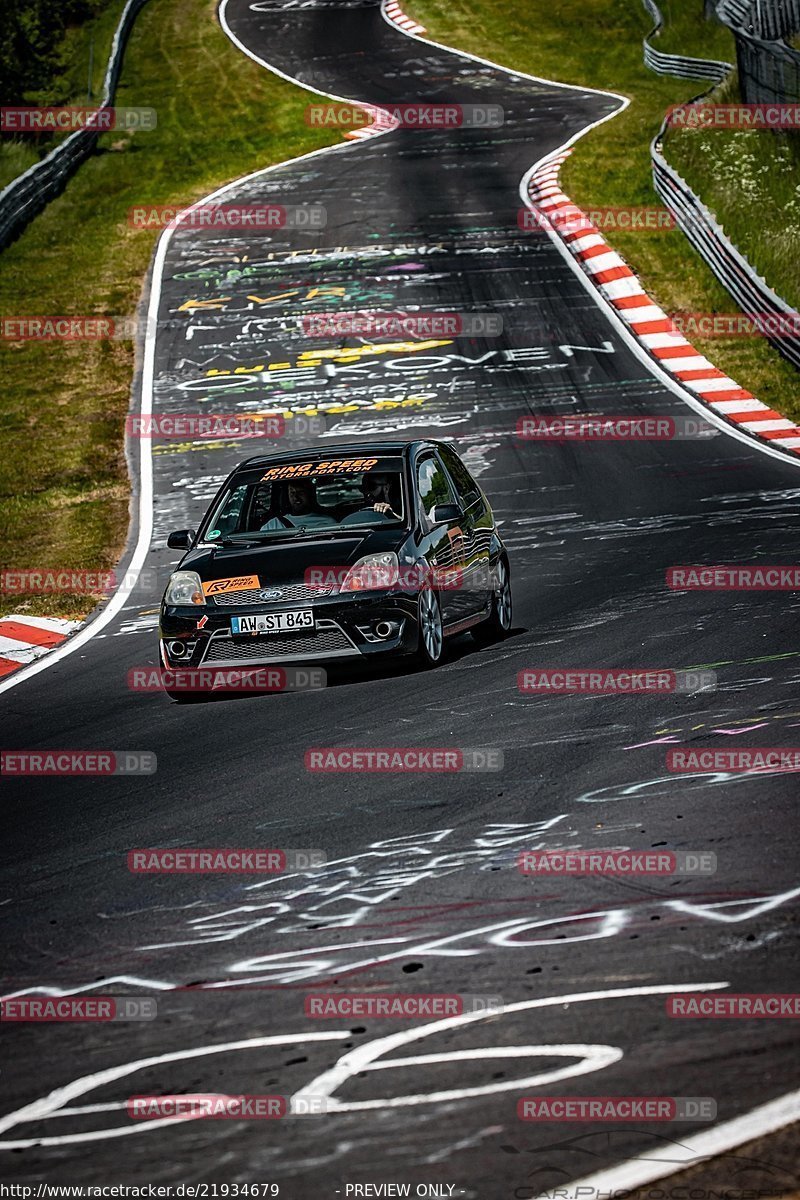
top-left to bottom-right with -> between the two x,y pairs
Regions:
346,1 -> 426,144
343,102 -> 402,142
0,615 -> 81,679
384,0 -> 426,35
526,150 -> 800,455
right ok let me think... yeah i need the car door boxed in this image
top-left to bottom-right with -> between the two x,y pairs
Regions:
414,451 -> 470,624
438,444 -> 492,616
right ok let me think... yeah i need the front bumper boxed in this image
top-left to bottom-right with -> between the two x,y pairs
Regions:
159,591 -> 420,669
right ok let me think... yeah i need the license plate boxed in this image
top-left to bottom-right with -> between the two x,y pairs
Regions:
231,610 -> 314,635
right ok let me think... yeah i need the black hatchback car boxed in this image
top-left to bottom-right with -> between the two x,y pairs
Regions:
160,440 -> 512,697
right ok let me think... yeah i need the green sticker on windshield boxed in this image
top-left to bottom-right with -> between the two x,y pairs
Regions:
207,529 -> 221,539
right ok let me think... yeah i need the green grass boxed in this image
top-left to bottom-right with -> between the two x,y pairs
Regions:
0,140 -> 39,192
0,0 -> 339,619
0,0 -> 131,191
665,77 -> 800,313
648,0 -> 733,60
405,0 -> 800,418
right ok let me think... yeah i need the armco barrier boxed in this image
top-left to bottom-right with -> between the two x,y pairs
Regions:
651,124 -> 800,372
716,0 -> 800,103
642,0 -> 731,82
641,0 -> 800,373
0,0 -> 150,252
717,0 -> 800,43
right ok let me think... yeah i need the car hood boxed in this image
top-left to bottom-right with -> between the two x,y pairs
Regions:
178,526 -> 407,587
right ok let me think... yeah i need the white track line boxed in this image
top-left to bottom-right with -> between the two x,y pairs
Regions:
381,0 -> 800,1171
546,1087 -> 800,1199
378,0 -> 800,470
0,6 -> 387,698
3,0 -> 797,705
2,0 -> 797,1180
372,0 -> 800,1176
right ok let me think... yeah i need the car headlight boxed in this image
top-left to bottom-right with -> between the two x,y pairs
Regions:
339,552 -> 399,593
163,570 -> 205,606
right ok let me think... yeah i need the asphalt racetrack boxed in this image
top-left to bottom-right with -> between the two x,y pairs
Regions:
1,1 -> 799,1195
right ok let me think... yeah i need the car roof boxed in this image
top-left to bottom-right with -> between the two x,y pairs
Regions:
236,439 -> 443,471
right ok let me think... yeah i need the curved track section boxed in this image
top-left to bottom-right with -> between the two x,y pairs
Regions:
1,2 -> 799,1194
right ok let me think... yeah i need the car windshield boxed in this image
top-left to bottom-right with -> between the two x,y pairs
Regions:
200,455 -> 407,541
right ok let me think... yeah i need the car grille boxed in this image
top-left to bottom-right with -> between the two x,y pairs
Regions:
213,584 -> 333,606
202,621 -> 356,664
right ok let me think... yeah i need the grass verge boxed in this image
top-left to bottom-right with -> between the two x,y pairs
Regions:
0,0 -> 131,191
0,0 -> 339,619
404,0 -> 800,417
665,77 -> 800,313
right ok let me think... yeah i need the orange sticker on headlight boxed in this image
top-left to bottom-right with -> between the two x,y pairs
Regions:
202,575 -> 260,597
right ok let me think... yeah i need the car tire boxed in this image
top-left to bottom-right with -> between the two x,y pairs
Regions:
471,556 -> 512,644
414,584 -> 444,667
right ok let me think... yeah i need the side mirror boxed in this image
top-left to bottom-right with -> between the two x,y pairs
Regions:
167,529 -> 195,550
430,504 -> 462,526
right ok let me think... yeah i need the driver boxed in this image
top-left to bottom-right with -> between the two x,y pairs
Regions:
260,479 -> 336,530
361,471 -> 402,519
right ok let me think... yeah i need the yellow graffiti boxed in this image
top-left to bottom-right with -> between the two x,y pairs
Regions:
177,297 -> 231,312
305,286 -> 347,300
295,340 -> 451,363
201,342 -> 452,379
246,291 -> 300,305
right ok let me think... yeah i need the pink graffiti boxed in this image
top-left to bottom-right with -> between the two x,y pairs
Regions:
623,736 -> 681,750
712,724 -> 770,736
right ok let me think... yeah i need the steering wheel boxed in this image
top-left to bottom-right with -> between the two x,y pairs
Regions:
343,506 -> 396,524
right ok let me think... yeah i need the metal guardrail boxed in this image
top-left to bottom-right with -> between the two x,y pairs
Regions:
0,0 -> 150,252
718,0 -> 800,41
730,26 -> 800,103
641,0 -> 800,373
716,0 -> 800,103
642,0 -> 731,81
651,132 -> 800,371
